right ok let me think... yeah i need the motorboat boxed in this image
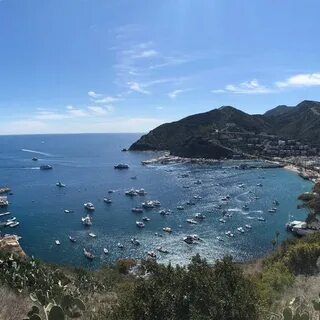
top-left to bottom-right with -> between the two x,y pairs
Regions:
273,200 -> 279,206
114,163 -> 129,169
83,248 -> 94,260
68,236 -> 76,243
162,227 -> 172,233
194,213 -> 206,220
136,188 -> 147,196
142,216 -> 151,222
147,251 -> 156,258
238,183 -> 245,188
32,157 -> 38,161
130,176 -> 137,180
183,235 -> 195,244
268,208 -> 277,213
177,206 -> 184,210
103,198 -> 112,204
132,207 -> 143,213
56,182 -> 66,187
257,217 -> 266,222
0,196 -> 9,207
242,204 -> 249,211
136,221 -> 145,228
154,232 -> 163,237
193,195 -> 202,200
186,200 -> 196,206
117,242 -> 124,249
125,189 -> 138,196
9,222 -> 19,228
88,233 -> 96,238
0,211 -> 10,217
157,246 -> 169,253
40,165 -> 53,170
219,218 -> 226,223
55,240 -> 61,245
84,202 -> 95,211
256,183 -> 263,187
103,248 -> 109,254
131,237 -> 140,246
194,180 -> 202,185
225,231 -> 234,237
142,200 -> 161,208
245,224 -> 252,229
186,219 -> 198,224
81,215 -> 92,226
216,236 -> 224,242
159,209 -> 170,215
108,190 -> 114,194
64,209 -> 74,213
237,227 -> 245,233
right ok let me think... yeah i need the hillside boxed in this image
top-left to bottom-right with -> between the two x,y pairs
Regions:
130,100 -> 320,158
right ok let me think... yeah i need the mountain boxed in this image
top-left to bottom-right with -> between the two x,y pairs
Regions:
129,100 -> 320,158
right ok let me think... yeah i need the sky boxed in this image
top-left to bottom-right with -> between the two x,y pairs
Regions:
1,0 -> 320,134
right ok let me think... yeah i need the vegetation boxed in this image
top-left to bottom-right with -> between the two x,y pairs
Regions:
0,232 -> 319,319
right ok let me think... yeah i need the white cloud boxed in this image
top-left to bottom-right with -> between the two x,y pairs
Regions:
94,96 -> 120,104
87,106 -> 114,115
88,91 -> 102,98
168,89 -> 190,99
34,111 -> 68,120
134,49 -> 158,59
67,108 -> 87,117
213,79 -> 272,94
275,73 -> 320,88
128,81 -> 150,94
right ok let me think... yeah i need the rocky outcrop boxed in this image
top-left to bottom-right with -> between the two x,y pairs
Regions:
0,235 -> 26,258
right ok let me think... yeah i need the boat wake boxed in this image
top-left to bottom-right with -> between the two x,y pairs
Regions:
21,149 -> 52,156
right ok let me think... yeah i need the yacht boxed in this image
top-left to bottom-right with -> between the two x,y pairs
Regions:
68,236 -> 76,243
84,202 -> 95,211
268,208 -> 277,213
194,213 -> 206,220
103,198 -> 112,204
142,216 -> 151,222
40,165 -> 53,170
238,183 -> 245,188
103,248 -> 109,254
0,211 -> 10,217
108,190 -> 114,194
81,215 -> 92,226
0,196 -> 9,207
257,217 -> 266,221
64,209 -> 74,213
136,221 -> 145,228
162,227 -> 172,233
55,240 -> 61,245
157,246 -> 169,254
183,235 -> 195,244
237,227 -> 245,233
225,231 -> 234,237
256,183 -> 263,187
193,195 -> 202,200
177,206 -> 184,210
136,188 -> 147,196
83,248 -> 95,260
56,182 -> 66,188
125,189 -> 138,196
117,242 -> 124,249
88,232 -> 96,238
186,219 -> 198,224
147,251 -> 156,258
159,209 -> 170,215
216,236 -> 224,242
32,157 -> 38,161
9,222 -> 19,228
219,218 -> 226,223
142,200 -> 161,208
131,237 -> 140,246
132,207 -> 143,213
114,163 -> 129,169
245,224 -> 252,229
186,200 -> 196,206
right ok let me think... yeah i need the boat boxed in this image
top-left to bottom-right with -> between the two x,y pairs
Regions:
9,222 -> 19,228
125,189 -> 138,196
237,227 -> 245,233
64,209 -> 74,213
257,217 -> 266,221
216,236 -> 224,242
225,231 -> 234,237
117,242 -> 124,249
121,148 -> 127,152
194,180 -> 202,185
186,219 -> 198,224
136,221 -> 145,228
245,224 -> 252,229
81,215 -> 92,226
273,200 -> 279,206
186,200 -> 196,205
5,221 -> 15,226
0,196 -> 9,207
83,248 -> 95,260
114,163 -> 129,169
0,211 -> 10,217
40,165 -> 52,170
177,206 -> 184,210
136,188 -> 147,196
147,251 -> 156,258
242,204 -> 249,211
157,246 -> 169,253
108,190 -> 114,194
103,198 -> 112,204
268,208 -> 277,213
154,232 -> 163,237
142,216 -> 150,222
88,233 -> 96,238
193,195 -> 202,200
68,236 -> 76,243
32,157 -> 38,161
142,200 -> 161,208
131,237 -> 140,245
130,176 -> 137,180
183,235 -> 196,244
84,202 -> 95,211
238,183 -> 245,188
56,182 -> 66,187
219,218 -> 226,223
162,227 -> 172,233
159,209 -> 170,215
103,248 -> 109,254
132,207 -> 143,213
6,217 -> 16,222
256,183 -> 263,187
55,240 -> 60,245
194,213 -> 206,220
0,187 -> 10,194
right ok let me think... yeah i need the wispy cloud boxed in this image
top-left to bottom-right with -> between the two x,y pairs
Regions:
168,88 -> 191,99
88,91 -> 121,104
128,81 -> 150,95
133,49 -> 158,59
275,73 -> 320,88
87,105 -> 114,115
213,79 -> 272,94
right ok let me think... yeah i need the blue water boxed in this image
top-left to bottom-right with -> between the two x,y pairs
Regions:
0,134 -> 312,268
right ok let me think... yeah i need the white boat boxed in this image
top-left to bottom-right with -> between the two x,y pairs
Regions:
9,222 -> 19,228
55,240 -> 60,245
69,236 -> 76,243
88,233 -> 96,238
256,183 -> 263,187
7,217 -> 16,222
245,224 -> 252,229
0,211 -> 10,217
125,189 -> 138,196
103,248 -> 109,254
142,216 -> 150,222
103,198 -> 112,204
273,200 -> 279,206
186,219 -> 198,224
157,246 -> 169,253
0,196 -> 9,207
131,237 -> 140,245
193,195 -> 202,200
64,209 -> 74,213
132,207 -> 143,213
136,188 -> 147,196
219,218 -> 226,223
142,200 -> 161,208
147,251 -> 156,258
257,217 -> 266,221
159,209 -> 170,215
177,206 -> 184,210
56,182 -> 66,187
194,213 -> 206,220
81,215 -> 92,226
237,227 -> 245,233
136,221 -> 145,228
84,202 -> 95,211
183,235 -> 195,244
225,231 -> 234,237
216,236 -> 224,242
162,227 -> 172,233
117,242 -> 124,249
83,248 -> 94,260
268,208 -> 277,213
238,183 -> 245,188
5,221 -> 15,226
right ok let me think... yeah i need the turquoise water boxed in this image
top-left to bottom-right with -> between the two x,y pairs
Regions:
0,133 -> 312,268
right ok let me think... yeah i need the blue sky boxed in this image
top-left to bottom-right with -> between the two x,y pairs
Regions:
1,0 -> 320,134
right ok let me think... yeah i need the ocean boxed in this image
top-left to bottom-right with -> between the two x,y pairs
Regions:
0,133 -> 312,268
